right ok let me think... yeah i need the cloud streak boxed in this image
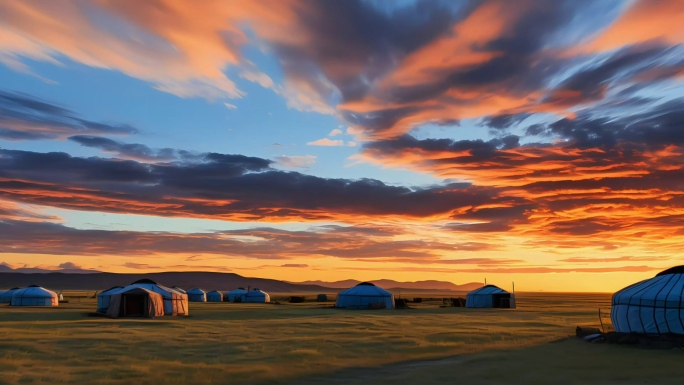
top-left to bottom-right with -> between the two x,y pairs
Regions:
0,91 -> 137,140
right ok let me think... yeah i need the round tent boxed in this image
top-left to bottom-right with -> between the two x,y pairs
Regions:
466,285 -> 516,308
0,288 -> 20,304
106,287 -> 165,318
97,286 -> 123,312
10,285 -> 58,307
206,290 -> 223,302
186,288 -> 206,302
245,288 -> 270,303
172,286 -> 187,294
335,282 -> 394,309
612,266 -> 684,334
98,279 -> 189,316
226,288 -> 248,302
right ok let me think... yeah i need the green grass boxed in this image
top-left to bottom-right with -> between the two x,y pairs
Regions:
0,292 -> 680,385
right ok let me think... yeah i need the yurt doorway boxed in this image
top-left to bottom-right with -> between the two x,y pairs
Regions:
124,294 -> 147,317
492,293 -> 511,308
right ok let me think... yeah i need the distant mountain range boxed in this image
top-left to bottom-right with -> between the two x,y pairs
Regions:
0,263 -> 100,274
293,279 -> 482,292
0,270 -> 480,293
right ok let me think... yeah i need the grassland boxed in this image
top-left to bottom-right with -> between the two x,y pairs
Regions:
0,292 -> 681,385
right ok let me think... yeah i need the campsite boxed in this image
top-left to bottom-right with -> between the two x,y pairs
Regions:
1,289 -> 683,385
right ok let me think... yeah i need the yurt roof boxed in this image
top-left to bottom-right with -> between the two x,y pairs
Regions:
246,289 -> 267,296
207,290 -> 222,294
104,281 -> 184,298
15,286 -> 57,297
656,265 -> 684,276
100,286 -> 123,294
187,288 -> 205,294
468,285 -> 509,295
339,283 -> 391,296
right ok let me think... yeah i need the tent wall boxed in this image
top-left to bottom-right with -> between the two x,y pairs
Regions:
98,283 -> 189,316
226,290 -> 247,302
106,289 -> 164,318
10,288 -> 58,307
336,294 -> 393,309
245,291 -> 270,303
206,291 -> 223,302
611,273 -> 684,334
466,285 -> 516,309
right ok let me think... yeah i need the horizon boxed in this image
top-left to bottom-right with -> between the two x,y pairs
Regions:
2,0 -> 684,293
0,267 -> 631,294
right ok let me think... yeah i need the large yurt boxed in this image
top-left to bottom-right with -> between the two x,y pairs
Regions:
97,279 -> 189,316
206,290 -> 223,302
97,286 -> 123,312
186,288 -> 206,302
10,285 -> 59,307
244,288 -> 270,303
466,285 -> 516,308
226,288 -> 248,302
0,288 -> 20,304
335,282 -> 394,309
612,266 -> 684,334
105,287 -> 165,318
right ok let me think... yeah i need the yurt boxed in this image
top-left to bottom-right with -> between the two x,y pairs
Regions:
244,288 -> 270,303
226,288 -> 248,302
97,279 -> 189,316
612,266 -> 684,334
206,290 -> 223,302
335,282 -> 394,309
187,288 -> 206,302
466,285 -> 516,308
105,287 -> 165,318
97,286 -> 123,312
10,285 -> 59,307
172,286 -> 187,294
0,288 -> 20,304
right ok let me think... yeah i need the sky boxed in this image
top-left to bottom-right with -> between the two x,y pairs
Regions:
1,0 -> 684,292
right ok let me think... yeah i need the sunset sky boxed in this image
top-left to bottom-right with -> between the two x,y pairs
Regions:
1,0 -> 684,292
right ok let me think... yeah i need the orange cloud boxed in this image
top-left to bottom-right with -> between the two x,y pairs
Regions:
582,0 -> 684,53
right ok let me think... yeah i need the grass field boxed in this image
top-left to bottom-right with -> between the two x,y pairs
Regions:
0,292 -> 681,385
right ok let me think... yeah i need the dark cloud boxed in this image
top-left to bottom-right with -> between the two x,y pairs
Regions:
274,0 -> 467,104
481,113 -> 531,130
0,219 -> 466,260
0,91 -> 138,140
530,98 -> 684,149
0,149 -> 528,222
69,136 -> 201,162
543,44 -> 676,107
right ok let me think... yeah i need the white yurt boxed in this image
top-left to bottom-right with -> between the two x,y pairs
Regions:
97,286 -> 123,312
10,285 -> 59,307
335,282 -> 394,309
186,288 -> 206,302
105,287 -> 165,318
226,288 -> 248,302
466,285 -> 516,308
0,288 -> 20,304
612,266 -> 684,334
97,279 -> 189,316
206,290 -> 223,302
244,288 -> 270,303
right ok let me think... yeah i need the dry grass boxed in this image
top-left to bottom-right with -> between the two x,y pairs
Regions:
0,292 -> 679,385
